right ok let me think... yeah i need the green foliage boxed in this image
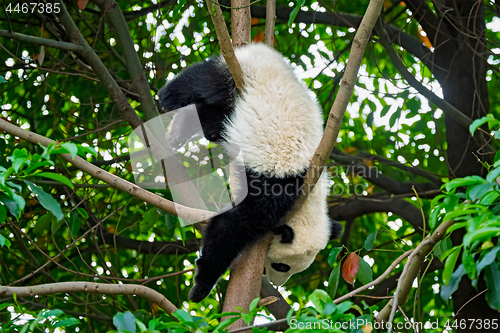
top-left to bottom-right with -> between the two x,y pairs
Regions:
0,306 -> 80,332
1,0 -> 499,331
430,124 -> 500,310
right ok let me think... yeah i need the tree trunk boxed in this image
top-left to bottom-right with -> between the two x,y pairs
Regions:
407,0 -> 499,328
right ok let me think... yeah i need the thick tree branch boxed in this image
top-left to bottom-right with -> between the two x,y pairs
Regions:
0,30 -> 83,52
205,0 -> 244,91
0,118 -> 213,222
329,197 -> 428,232
376,219 -> 454,322
355,150 -> 442,185
403,0 -> 450,48
331,150 -> 440,195
260,278 -> 291,331
0,282 -> 178,316
264,0 -> 276,47
231,0 -> 251,46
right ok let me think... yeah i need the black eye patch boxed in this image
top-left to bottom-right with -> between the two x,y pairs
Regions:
271,262 -> 291,272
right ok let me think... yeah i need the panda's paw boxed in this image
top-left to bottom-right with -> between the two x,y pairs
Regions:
188,281 -> 214,302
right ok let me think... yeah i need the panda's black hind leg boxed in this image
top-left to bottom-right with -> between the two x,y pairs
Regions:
188,172 -> 303,302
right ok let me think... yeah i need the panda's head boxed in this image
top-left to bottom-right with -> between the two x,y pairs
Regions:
265,220 -> 342,286
264,250 -> 319,286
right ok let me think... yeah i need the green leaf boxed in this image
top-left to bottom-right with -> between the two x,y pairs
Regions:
249,297 -> 260,312
467,182 -> 494,201
76,207 -> 89,219
23,161 -> 54,175
462,250 -> 477,281
0,234 -> 11,248
308,289 -> 331,314
469,116 -> 490,135
328,264 -> 341,299
9,149 -> 29,173
0,192 -> 20,217
0,75 -> 6,83
364,231 -> 377,251
140,208 -> 160,233
443,207 -> 487,223
336,301 -> 352,314
380,105 -> 391,117
36,172 -> 74,189
0,167 -> 14,186
486,166 -> 500,183
435,238 -> 452,261
357,257 -> 373,285
51,215 -> 65,234
77,144 -> 98,158
445,176 -> 485,192
213,317 -> 239,333
61,143 -> 78,160
463,227 -> 500,248
479,190 -> 500,205
12,193 -> 25,213
484,263 -> 500,310
113,312 -> 136,333
476,245 -> 500,276
442,246 -> 461,285
440,264 -> 466,303
389,109 -> 401,128
0,204 -> 6,223
23,181 -> 63,221
53,318 -> 80,328
327,246 -> 342,266
41,309 -> 64,319
34,213 -> 53,235
69,211 -> 81,236
173,309 -> 192,322
429,203 -> 443,230
287,0 -> 305,27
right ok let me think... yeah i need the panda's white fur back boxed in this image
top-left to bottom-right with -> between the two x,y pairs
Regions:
221,44 -> 324,177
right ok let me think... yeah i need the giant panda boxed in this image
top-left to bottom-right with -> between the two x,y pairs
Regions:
159,43 -> 342,302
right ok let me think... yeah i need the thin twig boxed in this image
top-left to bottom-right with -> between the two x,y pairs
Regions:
387,239 -> 431,331
333,250 -> 413,304
376,219 -> 455,323
9,207 -> 122,286
0,29 -> 83,51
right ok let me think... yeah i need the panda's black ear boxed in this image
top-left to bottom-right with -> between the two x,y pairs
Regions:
329,220 -> 342,240
273,225 -> 294,244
